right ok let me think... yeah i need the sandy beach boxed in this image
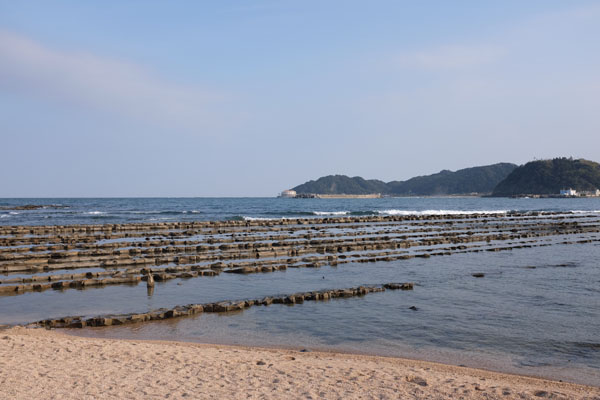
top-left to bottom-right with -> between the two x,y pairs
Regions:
0,327 -> 597,400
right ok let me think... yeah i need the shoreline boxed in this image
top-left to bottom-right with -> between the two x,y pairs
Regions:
69,324 -> 600,388
1,327 -> 598,399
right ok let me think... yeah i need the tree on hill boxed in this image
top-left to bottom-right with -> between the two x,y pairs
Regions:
292,163 -> 517,196
292,175 -> 387,195
492,158 -> 600,196
387,163 -> 516,196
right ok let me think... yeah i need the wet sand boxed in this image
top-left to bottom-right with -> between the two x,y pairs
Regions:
1,327 -> 598,399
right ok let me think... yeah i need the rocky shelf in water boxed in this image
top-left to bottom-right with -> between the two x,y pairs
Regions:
34,282 -> 414,329
0,204 -> 70,210
1,212 -> 599,298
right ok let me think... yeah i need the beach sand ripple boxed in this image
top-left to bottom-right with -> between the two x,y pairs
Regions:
0,327 -> 598,399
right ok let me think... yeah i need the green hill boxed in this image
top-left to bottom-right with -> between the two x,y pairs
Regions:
387,163 -> 517,196
492,158 -> 600,196
293,175 -> 388,195
292,163 -> 517,196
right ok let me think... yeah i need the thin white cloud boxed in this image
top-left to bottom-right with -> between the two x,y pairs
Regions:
0,31 -> 227,130
393,4 -> 600,73
352,3 -> 600,178
396,44 -> 505,70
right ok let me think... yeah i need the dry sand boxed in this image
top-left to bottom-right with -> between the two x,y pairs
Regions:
0,326 -> 598,400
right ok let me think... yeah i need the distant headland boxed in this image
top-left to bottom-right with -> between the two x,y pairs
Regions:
281,158 -> 600,198
492,158 -> 600,197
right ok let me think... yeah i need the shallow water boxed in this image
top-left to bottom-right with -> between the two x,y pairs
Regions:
61,242 -> 600,386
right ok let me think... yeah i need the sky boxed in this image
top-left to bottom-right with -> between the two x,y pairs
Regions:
1,1 -> 599,197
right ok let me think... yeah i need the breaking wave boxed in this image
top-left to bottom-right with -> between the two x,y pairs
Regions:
313,211 -> 350,216
130,210 -> 203,215
377,209 -> 509,216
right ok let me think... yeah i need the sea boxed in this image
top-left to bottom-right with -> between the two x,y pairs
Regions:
2,196 -> 600,225
1,197 -> 599,386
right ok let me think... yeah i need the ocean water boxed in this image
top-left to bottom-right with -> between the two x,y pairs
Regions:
1,196 -> 600,225
1,197 -> 600,385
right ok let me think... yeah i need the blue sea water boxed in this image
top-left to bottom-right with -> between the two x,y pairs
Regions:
1,196 -> 600,225
1,197 -> 600,385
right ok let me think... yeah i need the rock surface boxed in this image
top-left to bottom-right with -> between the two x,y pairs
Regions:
35,282 -> 414,329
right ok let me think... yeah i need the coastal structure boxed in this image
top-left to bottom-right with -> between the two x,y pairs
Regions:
558,188 -> 600,197
293,193 -> 381,199
580,189 -> 600,197
279,190 -> 381,199
314,193 -> 381,199
560,188 -> 578,196
279,190 -> 297,198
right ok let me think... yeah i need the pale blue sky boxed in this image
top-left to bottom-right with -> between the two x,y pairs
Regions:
1,1 -> 599,196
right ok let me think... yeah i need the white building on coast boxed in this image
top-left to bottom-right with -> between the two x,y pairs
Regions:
279,190 -> 297,198
560,188 -> 577,196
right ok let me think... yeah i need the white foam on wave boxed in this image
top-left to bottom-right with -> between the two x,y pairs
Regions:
242,216 -> 297,221
85,211 -> 106,215
0,214 -> 9,218
132,210 -> 201,215
9,212 -> 19,215
313,211 -> 349,216
378,209 -> 509,216
570,210 -> 600,214
243,216 -> 277,221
